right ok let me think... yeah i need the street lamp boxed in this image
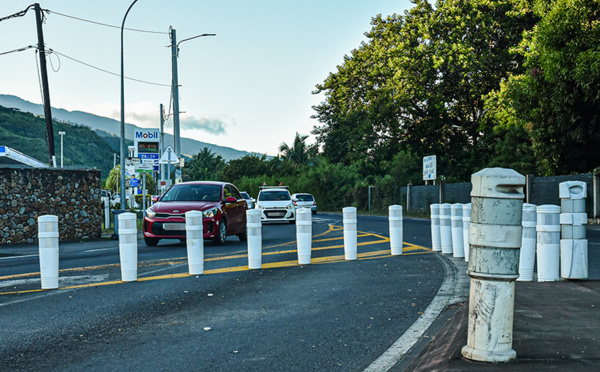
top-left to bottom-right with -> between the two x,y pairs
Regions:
120,0 -> 139,210
58,131 -> 65,168
170,30 -> 215,159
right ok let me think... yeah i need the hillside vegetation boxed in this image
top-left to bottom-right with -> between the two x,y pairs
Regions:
0,105 -> 116,179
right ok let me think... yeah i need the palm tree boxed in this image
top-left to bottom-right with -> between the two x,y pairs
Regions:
278,133 -> 318,168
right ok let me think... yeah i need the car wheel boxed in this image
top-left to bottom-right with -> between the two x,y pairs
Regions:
213,221 -> 227,245
238,226 -> 247,241
144,237 -> 159,246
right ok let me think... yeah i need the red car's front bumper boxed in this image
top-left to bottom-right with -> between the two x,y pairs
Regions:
143,217 -> 220,240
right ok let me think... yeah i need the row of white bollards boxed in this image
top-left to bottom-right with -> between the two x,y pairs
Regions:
431,203 -> 471,259
516,181 -> 589,282
36,204 -> 405,289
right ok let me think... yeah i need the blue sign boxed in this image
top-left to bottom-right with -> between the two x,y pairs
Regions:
0,146 -> 6,154
130,178 -> 140,187
139,153 -> 159,160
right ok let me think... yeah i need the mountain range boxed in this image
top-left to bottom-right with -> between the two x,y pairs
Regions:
0,94 -> 254,161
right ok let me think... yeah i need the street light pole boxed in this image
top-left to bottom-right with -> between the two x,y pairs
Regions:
58,131 -> 65,168
169,29 -> 215,159
120,0 -> 139,210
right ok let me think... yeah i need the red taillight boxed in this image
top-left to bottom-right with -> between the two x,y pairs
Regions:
313,201 -> 317,205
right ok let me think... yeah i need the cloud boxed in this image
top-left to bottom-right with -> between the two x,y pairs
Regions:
181,115 -> 228,135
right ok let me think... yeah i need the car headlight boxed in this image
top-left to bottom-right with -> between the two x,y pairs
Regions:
146,207 -> 156,218
256,204 -> 264,209
286,203 -> 294,210
203,208 -> 218,218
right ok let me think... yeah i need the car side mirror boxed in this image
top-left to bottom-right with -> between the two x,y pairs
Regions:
225,196 -> 237,203
152,196 -> 160,203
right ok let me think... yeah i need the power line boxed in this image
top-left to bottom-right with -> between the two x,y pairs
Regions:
0,4 -> 34,23
47,48 -> 171,87
44,9 -> 168,34
0,45 -> 36,56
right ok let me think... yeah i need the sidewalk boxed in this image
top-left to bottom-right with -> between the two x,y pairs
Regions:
403,263 -> 600,371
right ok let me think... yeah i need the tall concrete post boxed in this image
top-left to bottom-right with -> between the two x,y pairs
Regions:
462,168 -> 525,363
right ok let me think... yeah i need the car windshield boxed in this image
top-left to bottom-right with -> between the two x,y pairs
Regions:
259,190 -> 290,201
240,192 -> 250,199
161,184 -> 222,202
295,194 -> 314,201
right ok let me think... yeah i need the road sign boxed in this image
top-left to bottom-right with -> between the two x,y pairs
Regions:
159,146 -> 179,164
423,155 -> 437,181
136,163 -> 154,173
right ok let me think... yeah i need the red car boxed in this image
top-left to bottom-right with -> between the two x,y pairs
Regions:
143,181 -> 247,246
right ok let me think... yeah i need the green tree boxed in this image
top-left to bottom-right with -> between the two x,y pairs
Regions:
278,133 -> 319,170
313,0 -> 536,181
220,154 -> 271,181
182,147 -> 225,181
490,0 -> 600,175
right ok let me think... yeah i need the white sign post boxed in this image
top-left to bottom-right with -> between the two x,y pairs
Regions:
423,155 -> 437,184
159,147 -> 179,190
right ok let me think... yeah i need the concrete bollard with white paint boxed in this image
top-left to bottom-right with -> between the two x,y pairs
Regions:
185,210 -> 204,275
517,204 -> 537,282
536,205 -> 561,282
439,203 -> 453,254
559,181 -> 588,279
246,209 -> 262,269
343,207 -> 358,260
430,204 -> 441,252
118,212 -> 138,282
462,168 -> 525,363
450,204 -> 465,258
296,208 -> 312,264
38,215 -> 59,289
462,203 -> 471,262
389,205 -> 403,255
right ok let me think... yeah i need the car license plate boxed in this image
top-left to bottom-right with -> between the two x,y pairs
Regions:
163,223 -> 185,231
269,212 -> 284,217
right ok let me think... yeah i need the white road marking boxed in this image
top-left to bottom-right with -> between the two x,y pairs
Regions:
364,254 -> 468,372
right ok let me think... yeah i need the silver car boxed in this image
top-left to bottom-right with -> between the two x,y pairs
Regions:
292,193 -> 317,215
240,191 -> 255,209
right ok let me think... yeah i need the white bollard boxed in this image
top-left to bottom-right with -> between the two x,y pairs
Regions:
185,210 -> 204,275
343,207 -> 358,260
430,204 -> 441,252
559,181 -> 588,279
296,208 -> 312,264
38,215 -> 59,289
439,203 -> 453,254
451,204 -> 465,258
103,196 -> 110,229
389,205 -> 403,255
536,205 -> 561,282
118,212 -> 138,282
246,209 -> 262,269
517,204 -> 537,282
462,203 -> 471,262
462,168 -> 525,363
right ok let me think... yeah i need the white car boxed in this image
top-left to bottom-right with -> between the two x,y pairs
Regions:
292,193 -> 317,215
256,186 -> 296,223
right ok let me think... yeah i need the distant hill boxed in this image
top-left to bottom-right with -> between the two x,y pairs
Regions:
0,105 -> 115,179
0,94 -> 255,161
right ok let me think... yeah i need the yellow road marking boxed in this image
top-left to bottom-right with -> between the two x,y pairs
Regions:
0,225 -> 431,295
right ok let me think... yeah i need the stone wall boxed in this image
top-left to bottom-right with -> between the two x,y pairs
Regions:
0,168 -> 102,245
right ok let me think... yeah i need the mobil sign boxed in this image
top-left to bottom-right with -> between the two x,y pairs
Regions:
134,130 -> 160,171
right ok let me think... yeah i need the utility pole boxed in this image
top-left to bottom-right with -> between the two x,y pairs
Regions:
170,28 -> 181,158
34,3 -> 55,167
159,103 -> 165,193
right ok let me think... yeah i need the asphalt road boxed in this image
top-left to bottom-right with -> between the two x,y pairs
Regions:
0,213 -> 443,371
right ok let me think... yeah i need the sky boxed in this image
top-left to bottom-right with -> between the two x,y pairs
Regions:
0,1 -> 411,157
